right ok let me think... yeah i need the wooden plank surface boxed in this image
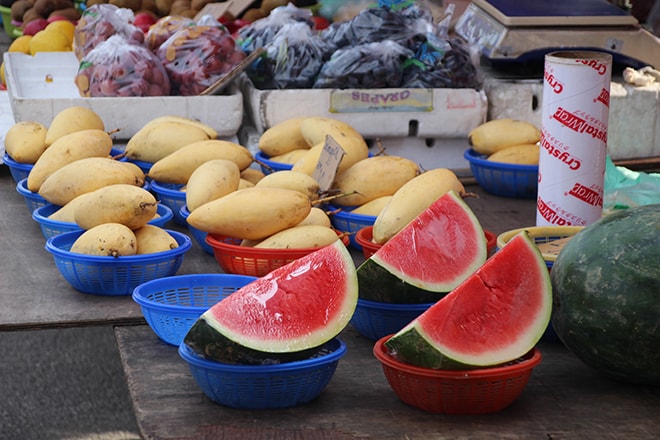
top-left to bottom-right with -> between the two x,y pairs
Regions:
0,166 -> 223,331
116,324 -> 660,440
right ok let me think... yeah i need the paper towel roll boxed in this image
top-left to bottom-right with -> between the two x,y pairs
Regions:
536,51 -> 613,227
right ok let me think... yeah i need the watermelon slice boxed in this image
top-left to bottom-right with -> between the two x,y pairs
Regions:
184,240 -> 358,365
357,190 -> 487,303
385,231 -> 552,369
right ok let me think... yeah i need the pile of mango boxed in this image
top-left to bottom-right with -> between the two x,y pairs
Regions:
468,118 -> 541,165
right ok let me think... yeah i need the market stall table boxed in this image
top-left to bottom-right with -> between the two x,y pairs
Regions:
116,324 -> 660,440
0,165 -> 222,331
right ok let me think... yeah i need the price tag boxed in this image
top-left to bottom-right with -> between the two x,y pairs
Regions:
312,135 -> 345,192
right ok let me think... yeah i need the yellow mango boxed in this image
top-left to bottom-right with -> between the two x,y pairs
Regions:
487,143 -> 540,165
332,155 -> 420,206
73,184 -> 158,230
45,106 -> 105,146
27,129 -> 113,192
185,159 -> 241,212
3,121 -> 48,164
124,120 -> 212,163
254,224 -> 339,249
258,116 -> 311,157
295,207 -> 332,228
350,195 -> 393,216
372,168 -> 465,244
147,139 -> 254,184
255,170 -> 320,201
187,187 -> 311,240
134,225 -> 179,254
38,157 -> 144,206
70,223 -> 137,257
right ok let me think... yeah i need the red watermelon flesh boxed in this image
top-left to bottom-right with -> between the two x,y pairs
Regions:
197,240 -> 358,355
385,231 -> 552,369
368,190 -> 486,293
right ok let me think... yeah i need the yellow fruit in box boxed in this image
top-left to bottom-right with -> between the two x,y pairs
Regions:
29,28 -> 72,55
45,20 -> 75,45
9,35 -> 33,54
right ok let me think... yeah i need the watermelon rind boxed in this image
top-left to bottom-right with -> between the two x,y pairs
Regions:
551,205 -> 660,385
385,231 -> 552,369
357,190 -> 487,303
184,240 -> 358,364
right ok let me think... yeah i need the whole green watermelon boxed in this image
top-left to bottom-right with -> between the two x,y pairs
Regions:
551,204 -> 660,385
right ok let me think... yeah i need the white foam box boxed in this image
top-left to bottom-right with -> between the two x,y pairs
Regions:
240,76 -> 488,139
483,76 -> 660,161
240,77 -> 488,175
3,52 -> 244,140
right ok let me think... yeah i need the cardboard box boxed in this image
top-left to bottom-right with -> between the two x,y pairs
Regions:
240,76 -> 488,138
4,52 -> 244,140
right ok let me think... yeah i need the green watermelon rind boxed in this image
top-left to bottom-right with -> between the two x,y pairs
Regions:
184,240 -> 358,363
550,205 -> 660,385
385,231 -> 552,369
358,190 -> 487,303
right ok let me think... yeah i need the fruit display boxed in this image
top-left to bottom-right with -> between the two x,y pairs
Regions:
183,239 -> 357,364
550,205 -> 660,385
357,190 -> 487,304
468,118 -> 541,159
73,4 -> 145,60
155,24 -> 247,95
384,231 -> 552,369
239,3 -> 480,90
9,0 -> 80,33
144,14 -> 195,51
75,34 -> 171,97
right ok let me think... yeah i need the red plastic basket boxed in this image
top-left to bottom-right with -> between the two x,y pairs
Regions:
356,226 -> 498,259
206,233 -> 349,277
373,335 -> 541,414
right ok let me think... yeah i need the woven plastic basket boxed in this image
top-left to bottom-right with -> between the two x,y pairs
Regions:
179,204 -> 213,255
373,335 -> 542,414
150,180 -> 187,226
206,233 -> 349,277
464,148 -> 538,199
45,229 -> 191,295
254,150 -> 294,174
132,273 -> 257,346
178,338 -> 346,409
350,299 -> 434,341
327,204 -> 376,250
356,226 -> 499,260
496,226 -> 584,270
16,178 -> 48,212
3,153 -> 32,183
32,203 -> 174,240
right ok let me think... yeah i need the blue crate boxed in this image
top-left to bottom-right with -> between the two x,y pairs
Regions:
150,180 -> 187,226
3,153 -> 33,183
327,204 -> 376,251
16,178 -> 48,212
132,273 -> 257,346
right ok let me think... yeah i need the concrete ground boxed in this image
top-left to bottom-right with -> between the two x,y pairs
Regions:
0,26 -> 141,440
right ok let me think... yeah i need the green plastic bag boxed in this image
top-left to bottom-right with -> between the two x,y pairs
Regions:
603,155 -> 660,213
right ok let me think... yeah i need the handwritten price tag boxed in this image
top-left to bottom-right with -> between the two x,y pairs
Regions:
312,135 -> 345,191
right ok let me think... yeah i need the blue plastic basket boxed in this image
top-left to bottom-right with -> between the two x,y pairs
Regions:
45,229 -> 192,296
350,299 -> 434,341
464,148 -> 538,199
327,204 -> 376,250
254,150 -> 294,174
3,153 -> 33,183
32,203 -> 174,240
178,338 -> 346,409
179,204 -> 213,255
150,180 -> 187,226
16,178 -> 48,212
132,273 -> 257,346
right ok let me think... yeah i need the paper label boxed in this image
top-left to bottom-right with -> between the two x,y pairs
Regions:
329,89 -> 433,113
312,135 -> 345,191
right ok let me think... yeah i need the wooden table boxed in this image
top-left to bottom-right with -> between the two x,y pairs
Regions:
0,166 -> 222,331
108,184 -> 658,440
116,324 -> 660,440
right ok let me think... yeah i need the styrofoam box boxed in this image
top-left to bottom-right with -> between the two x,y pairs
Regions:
4,52 -> 243,140
483,75 -> 660,161
240,76 -> 488,139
